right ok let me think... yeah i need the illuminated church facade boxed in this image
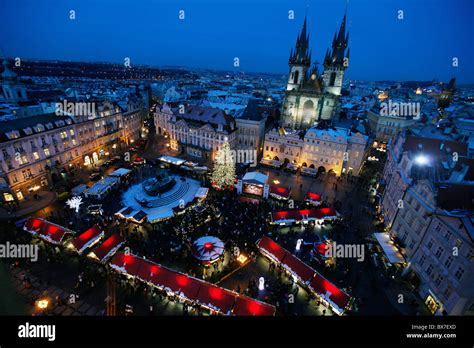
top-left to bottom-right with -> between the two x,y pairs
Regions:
280,13 -> 350,130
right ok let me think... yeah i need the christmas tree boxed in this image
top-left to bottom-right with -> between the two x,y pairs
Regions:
211,140 -> 235,189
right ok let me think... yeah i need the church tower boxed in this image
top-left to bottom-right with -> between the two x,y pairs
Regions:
286,16 -> 311,91
1,58 -> 27,102
322,13 -> 350,96
280,12 -> 350,130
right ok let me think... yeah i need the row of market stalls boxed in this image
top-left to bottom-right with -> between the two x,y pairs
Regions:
238,172 -> 323,203
158,156 -> 208,173
83,168 -> 132,200
257,236 -> 352,315
22,217 -> 274,316
270,207 -> 339,225
259,159 -> 321,177
109,251 -> 276,316
23,217 -> 125,263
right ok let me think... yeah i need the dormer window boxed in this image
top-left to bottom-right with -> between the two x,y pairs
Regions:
45,123 -> 53,130
35,124 -> 45,132
6,131 -> 20,140
23,127 -> 33,135
55,120 -> 65,127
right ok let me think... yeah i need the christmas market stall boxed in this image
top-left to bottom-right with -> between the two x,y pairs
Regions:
84,176 -> 120,200
23,217 -> 73,245
68,225 -> 104,254
308,273 -> 351,316
108,168 -> 132,182
88,233 -> 124,263
194,282 -> 237,315
109,251 -> 276,316
257,236 -> 351,315
305,192 -> 322,206
260,158 -> 282,168
269,186 -> 291,201
270,207 -> 339,226
232,295 -> 276,316
158,156 -> 186,168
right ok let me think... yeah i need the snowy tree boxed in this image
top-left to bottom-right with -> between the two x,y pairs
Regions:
66,196 -> 83,213
211,140 -> 235,189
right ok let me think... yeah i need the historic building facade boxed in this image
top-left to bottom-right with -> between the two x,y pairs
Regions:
380,132 -> 474,315
0,99 -> 145,203
263,126 -> 368,175
154,104 -> 237,161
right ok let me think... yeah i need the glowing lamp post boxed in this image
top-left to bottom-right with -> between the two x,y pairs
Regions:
258,277 -> 265,291
414,154 -> 429,166
36,299 -> 49,310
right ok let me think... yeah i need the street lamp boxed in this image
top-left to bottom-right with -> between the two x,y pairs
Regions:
414,154 -> 429,166
36,299 -> 49,310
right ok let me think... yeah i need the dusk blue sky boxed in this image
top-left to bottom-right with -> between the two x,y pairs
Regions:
1,0 -> 473,83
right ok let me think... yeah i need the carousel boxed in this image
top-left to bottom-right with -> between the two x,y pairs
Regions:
191,236 -> 224,264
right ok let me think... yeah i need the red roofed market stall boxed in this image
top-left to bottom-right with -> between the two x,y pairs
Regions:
88,234 -> 124,263
257,236 -> 351,315
23,217 -> 73,245
270,207 -> 338,225
68,225 -> 104,254
305,192 -> 322,206
109,251 -> 276,316
269,186 -> 291,200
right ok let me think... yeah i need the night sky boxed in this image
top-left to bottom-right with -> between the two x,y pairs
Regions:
1,0 -> 473,83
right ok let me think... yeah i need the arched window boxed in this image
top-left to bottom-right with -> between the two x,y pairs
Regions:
294,70 -> 300,84
329,72 -> 336,87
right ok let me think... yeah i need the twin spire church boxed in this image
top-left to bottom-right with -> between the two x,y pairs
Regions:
281,13 -> 350,130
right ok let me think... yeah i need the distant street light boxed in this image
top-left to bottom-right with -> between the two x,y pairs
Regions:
414,154 -> 429,166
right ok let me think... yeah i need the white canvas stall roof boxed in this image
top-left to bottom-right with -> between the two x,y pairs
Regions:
85,177 -> 119,196
373,233 -> 405,264
159,156 -> 186,166
109,168 -> 132,177
195,187 -> 209,199
242,171 -> 268,185
71,184 -> 87,195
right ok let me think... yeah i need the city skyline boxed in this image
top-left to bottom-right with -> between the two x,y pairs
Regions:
1,0 -> 473,83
